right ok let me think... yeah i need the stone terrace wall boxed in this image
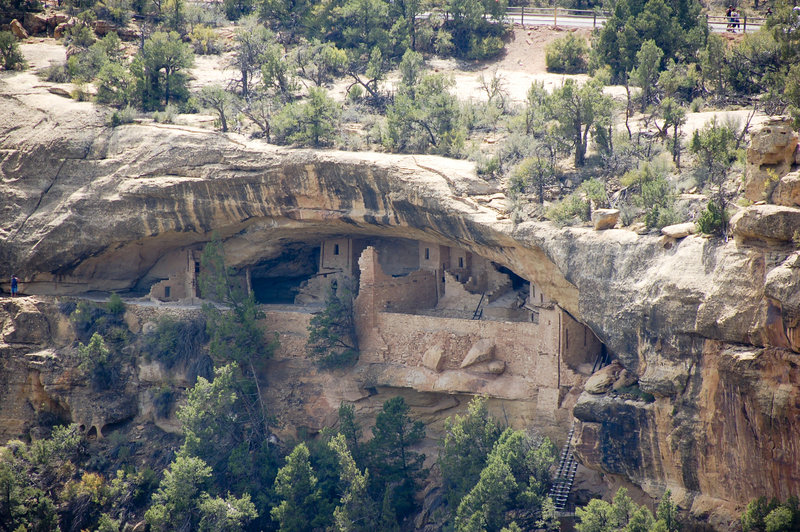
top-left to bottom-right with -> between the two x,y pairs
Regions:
363,309 -> 586,388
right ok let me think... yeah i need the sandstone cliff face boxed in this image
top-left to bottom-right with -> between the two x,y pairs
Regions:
3,84 -> 800,521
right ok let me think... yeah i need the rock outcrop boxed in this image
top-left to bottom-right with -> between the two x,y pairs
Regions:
3,77 -> 800,523
744,117 -> 799,202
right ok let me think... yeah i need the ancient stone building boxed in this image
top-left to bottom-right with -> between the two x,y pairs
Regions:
148,248 -> 203,303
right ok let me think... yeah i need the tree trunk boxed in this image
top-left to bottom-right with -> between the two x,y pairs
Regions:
673,122 -> 680,167
248,359 -> 270,438
574,123 -> 583,167
164,68 -> 171,106
219,106 -> 228,132
625,82 -> 632,139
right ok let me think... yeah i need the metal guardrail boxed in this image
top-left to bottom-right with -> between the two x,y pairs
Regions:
706,13 -> 766,33
505,6 -> 609,28
425,7 -> 763,32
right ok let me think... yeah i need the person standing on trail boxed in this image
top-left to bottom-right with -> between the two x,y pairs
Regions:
10,275 -> 18,297
732,7 -> 741,32
726,6 -> 733,30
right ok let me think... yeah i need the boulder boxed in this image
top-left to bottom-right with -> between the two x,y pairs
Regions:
584,361 -> 622,394
47,87 -> 71,98
460,338 -> 495,368
745,118 -> 799,202
54,20 -> 76,40
10,19 -> 28,40
65,44 -> 81,59
116,23 -> 140,41
422,345 -> 446,372
661,222 -> 696,239
730,204 -> 800,242
47,13 -> 70,29
487,360 -> 506,375
92,19 -> 116,36
765,253 -> 800,316
772,171 -> 800,208
592,208 -> 620,230
23,13 -> 48,35
612,368 -> 638,391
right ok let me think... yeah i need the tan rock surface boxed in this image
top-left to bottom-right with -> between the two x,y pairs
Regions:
730,204 -> 800,242
592,208 -> 620,230
3,74 -> 800,518
422,345 -> 446,372
772,171 -> 800,208
10,19 -> 28,39
460,338 -> 495,368
745,117 -> 798,202
584,361 -> 621,394
660,222 -> 696,239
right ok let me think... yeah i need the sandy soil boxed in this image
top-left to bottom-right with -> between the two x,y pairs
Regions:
437,25 -> 596,103
7,26 -> 769,138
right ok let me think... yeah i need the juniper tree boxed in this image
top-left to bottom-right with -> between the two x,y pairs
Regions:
367,397 -> 426,524
307,281 -> 358,367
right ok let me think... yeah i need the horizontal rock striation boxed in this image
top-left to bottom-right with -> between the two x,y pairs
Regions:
3,86 -> 800,520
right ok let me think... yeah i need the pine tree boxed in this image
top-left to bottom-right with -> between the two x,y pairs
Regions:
329,434 -> 378,531
367,397 -> 426,524
271,443 -> 322,532
438,396 -> 503,510
307,282 -> 358,368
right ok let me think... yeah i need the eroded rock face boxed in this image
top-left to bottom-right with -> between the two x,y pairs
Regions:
4,86 -> 800,520
772,171 -> 800,208
575,342 -> 800,526
745,117 -> 799,202
730,204 -> 800,243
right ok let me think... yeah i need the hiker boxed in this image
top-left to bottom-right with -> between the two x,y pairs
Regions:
732,7 -> 741,32
726,6 -> 733,30
10,275 -> 18,297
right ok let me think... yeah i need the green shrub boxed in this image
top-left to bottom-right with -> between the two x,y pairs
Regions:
64,24 -> 96,48
40,61 -> 70,82
107,293 -> 125,315
696,201 -> 728,235
435,28 -> 454,55
152,104 -> 178,123
646,205 -> 680,230
546,193 -> 590,226
307,284 -> 358,369
477,155 -> 501,178
580,178 -> 608,208
614,384 -> 655,403
70,300 -> 129,344
466,35 -> 504,60
346,84 -> 363,102
107,106 -> 137,126
190,24 -> 219,55
71,83 -> 92,101
0,31 -> 25,71
545,33 -> 589,74
142,315 -> 208,370
273,87 -> 340,147
78,332 -> 117,391
93,0 -> 131,25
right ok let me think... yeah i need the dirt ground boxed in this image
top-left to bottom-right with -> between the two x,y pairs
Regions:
6,24 -> 768,138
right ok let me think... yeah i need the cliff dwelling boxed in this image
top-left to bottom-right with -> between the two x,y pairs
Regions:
145,236 -> 604,416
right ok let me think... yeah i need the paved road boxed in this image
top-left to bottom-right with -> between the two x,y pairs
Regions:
502,11 -> 763,33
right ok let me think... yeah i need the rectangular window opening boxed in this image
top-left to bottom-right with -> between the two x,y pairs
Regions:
164,286 -> 171,298
334,244 -> 340,255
